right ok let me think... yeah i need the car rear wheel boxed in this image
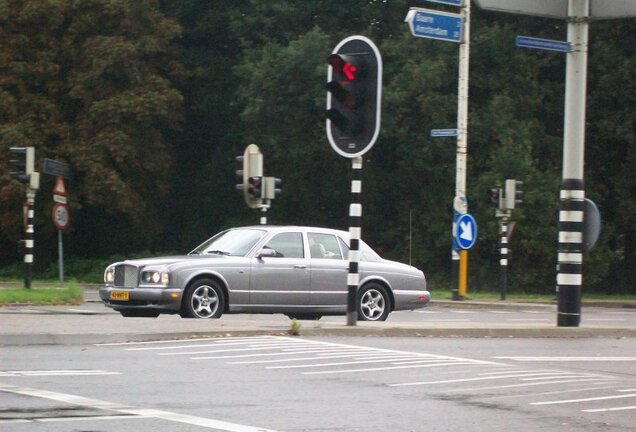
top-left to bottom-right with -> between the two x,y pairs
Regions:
183,279 -> 225,319
357,283 -> 390,321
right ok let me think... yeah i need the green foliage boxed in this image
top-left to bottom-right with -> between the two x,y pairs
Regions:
0,1 -> 634,295
0,280 -> 83,305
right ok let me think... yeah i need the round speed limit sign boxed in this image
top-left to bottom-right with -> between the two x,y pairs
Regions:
52,203 -> 70,231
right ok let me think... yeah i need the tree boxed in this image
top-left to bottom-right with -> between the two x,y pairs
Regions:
0,0 -> 184,259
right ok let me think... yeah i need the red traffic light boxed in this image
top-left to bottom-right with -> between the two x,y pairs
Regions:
327,54 -> 361,81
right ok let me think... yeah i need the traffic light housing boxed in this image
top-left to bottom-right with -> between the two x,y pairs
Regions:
8,147 -> 34,185
235,144 -> 263,209
263,177 -> 282,199
247,176 -> 262,199
504,179 -> 524,210
326,35 -> 382,158
487,188 -> 501,209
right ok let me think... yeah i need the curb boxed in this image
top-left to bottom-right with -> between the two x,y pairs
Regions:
3,325 -> 636,347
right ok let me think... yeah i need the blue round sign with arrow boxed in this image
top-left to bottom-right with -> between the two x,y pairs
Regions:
455,213 -> 477,250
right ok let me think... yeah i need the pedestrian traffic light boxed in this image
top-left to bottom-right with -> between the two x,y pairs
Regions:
326,35 -> 382,158
487,188 -> 501,209
8,147 -> 34,185
235,144 -> 263,209
504,179 -> 523,209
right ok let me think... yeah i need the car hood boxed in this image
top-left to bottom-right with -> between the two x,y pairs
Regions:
118,254 -> 225,268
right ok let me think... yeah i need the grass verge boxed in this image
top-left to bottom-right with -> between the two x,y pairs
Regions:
0,280 -> 84,306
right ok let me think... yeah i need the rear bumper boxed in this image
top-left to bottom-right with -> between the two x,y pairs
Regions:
99,286 -> 183,312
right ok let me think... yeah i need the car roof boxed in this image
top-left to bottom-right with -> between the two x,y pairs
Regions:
236,225 -> 350,238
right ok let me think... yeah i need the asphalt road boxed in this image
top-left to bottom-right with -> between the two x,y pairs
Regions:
1,335 -> 635,431
2,300 -> 635,345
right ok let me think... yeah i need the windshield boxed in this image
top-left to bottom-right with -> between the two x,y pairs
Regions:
189,229 -> 267,257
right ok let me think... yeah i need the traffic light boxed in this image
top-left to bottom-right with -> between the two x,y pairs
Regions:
262,177 -> 282,199
247,176 -> 262,199
326,35 -> 382,158
235,144 -> 263,209
8,147 -> 34,185
487,188 -> 501,209
504,179 -> 524,209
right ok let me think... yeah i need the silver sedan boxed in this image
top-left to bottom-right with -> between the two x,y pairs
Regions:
100,226 -> 430,321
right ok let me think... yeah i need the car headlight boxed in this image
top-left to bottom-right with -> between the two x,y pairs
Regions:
141,271 -> 170,285
104,267 -> 115,284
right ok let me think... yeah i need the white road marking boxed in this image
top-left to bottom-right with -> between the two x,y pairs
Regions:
389,371 -> 596,387
583,405 -> 636,413
0,383 -> 278,431
302,361 -> 479,375
444,378 -> 611,393
531,393 -> 636,406
494,356 -> 636,362
0,370 -> 120,377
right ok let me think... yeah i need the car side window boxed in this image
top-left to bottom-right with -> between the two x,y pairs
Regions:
308,233 -> 343,259
264,232 -> 304,258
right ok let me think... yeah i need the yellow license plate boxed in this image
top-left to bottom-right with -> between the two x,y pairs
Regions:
110,290 -> 130,301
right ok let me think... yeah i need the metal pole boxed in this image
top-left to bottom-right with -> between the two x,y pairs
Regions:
453,0 -> 471,299
499,217 -> 508,300
58,230 -> 64,282
260,204 -> 268,225
557,0 -> 589,327
347,157 -> 363,326
24,190 -> 36,289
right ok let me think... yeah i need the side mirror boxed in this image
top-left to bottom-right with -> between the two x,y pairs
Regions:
256,248 -> 278,259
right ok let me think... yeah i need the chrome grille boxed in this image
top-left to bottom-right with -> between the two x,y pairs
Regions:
113,265 -> 139,288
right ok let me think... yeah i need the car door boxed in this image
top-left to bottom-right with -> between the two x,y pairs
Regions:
249,231 -> 310,306
308,232 -> 348,306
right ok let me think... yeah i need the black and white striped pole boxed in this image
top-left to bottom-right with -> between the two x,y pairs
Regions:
24,190 -> 36,289
558,0 -> 589,327
347,157 -> 363,326
498,215 -> 509,300
326,35 -> 382,326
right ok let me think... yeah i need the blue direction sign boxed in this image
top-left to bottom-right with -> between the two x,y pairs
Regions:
431,128 -> 458,137
516,36 -> 571,53
455,213 -> 477,250
405,8 -> 464,43
425,0 -> 464,6
42,158 -> 72,179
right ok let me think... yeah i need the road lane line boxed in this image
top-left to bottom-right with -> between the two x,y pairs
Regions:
390,371 -> 585,387
494,356 -> 636,361
583,405 -> 636,412
444,378 -> 610,393
303,361 -> 478,375
0,383 -> 278,432
530,393 -> 636,406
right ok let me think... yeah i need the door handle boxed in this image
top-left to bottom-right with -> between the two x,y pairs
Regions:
293,264 -> 307,269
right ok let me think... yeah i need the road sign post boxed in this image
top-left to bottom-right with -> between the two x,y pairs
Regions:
407,1 -> 472,301
52,177 -> 69,282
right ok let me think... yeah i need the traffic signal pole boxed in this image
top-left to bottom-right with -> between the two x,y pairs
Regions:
24,190 -> 36,289
498,213 -> 510,300
557,0 -> 589,327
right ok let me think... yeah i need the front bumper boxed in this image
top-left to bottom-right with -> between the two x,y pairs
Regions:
393,289 -> 431,310
99,286 -> 183,312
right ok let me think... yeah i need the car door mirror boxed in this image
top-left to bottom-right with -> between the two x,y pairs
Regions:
256,248 -> 278,259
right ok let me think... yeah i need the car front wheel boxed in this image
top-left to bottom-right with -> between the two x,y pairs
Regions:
357,283 -> 390,321
183,279 -> 225,319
